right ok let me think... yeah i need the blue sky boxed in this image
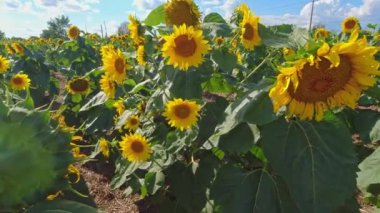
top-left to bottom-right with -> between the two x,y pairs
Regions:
0,0 -> 378,38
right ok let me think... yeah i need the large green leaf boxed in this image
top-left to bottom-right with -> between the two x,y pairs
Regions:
26,199 -> 100,213
203,12 -> 226,24
144,4 -> 165,26
352,109 -> 380,143
211,50 -> 237,73
202,73 -> 234,94
357,147 -> 380,196
261,118 -> 357,213
218,122 -> 257,153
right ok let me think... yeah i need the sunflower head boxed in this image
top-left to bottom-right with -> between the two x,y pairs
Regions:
119,133 -> 151,162
66,78 -> 91,95
67,25 -> 80,40
165,0 -> 201,27
137,45 -> 147,66
163,98 -> 201,131
10,73 -> 31,91
113,99 -> 125,115
240,12 -> 261,50
269,32 -> 380,121
162,24 -> 210,71
125,115 -> 140,131
100,74 -> 116,99
11,43 -> 25,55
128,15 -> 144,45
314,28 -> 329,40
6,44 -> 15,55
342,17 -> 360,33
102,48 -> 129,84
98,138 -> 110,158
214,36 -> 224,45
0,56 -> 10,73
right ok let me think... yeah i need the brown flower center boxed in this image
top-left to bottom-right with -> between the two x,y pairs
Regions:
13,77 -> 24,85
131,141 -> 144,153
289,56 -> 352,102
114,58 -> 125,74
243,23 -> 254,40
129,118 -> 138,125
174,35 -> 197,57
345,20 -> 356,30
166,1 -> 199,26
70,79 -> 89,92
69,28 -> 79,38
174,104 -> 191,119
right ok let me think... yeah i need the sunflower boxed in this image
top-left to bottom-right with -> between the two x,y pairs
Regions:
342,17 -> 360,33
113,99 -> 125,115
137,45 -> 147,66
102,48 -> 129,84
214,36 -> 224,45
235,3 -> 250,15
98,138 -> 110,158
314,28 -> 329,40
0,56 -> 10,73
269,30 -> 380,121
162,24 -> 210,71
99,74 -> 116,99
100,45 -> 116,56
165,0 -> 200,27
128,15 -> 144,45
163,98 -> 201,131
67,25 -> 80,40
119,133 -> 151,162
6,44 -> 15,55
240,12 -> 261,50
66,77 -> 91,95
125,115 -> 140,131
12,43 -> 25,55
10,73 -> 31,91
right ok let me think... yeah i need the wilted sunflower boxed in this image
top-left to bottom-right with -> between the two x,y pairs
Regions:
128,15 -> 144,45
314,28 -> 329,40
99,74 -> 116,99
342,17 -> 360,33
5,44 -> 15,55
162,24 -> 210,71
10,73 -> 31,91
102,48 -> 129,84
119,133 -> 151,162
125,115 -> 140,131
12,43 -> 25,55
137,45 -> 147,66
240,11 -> 261,50
163,98 -> 201,131
165,0 -> 200,27
0,56 -> 10,73
269,30 -> 380,121
67,25 -> 80,40
66,78 -> 91,95
98,138 -> 110,158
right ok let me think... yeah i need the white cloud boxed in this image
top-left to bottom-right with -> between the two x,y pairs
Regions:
131,0 -> 165,18
201,0 -> 222,6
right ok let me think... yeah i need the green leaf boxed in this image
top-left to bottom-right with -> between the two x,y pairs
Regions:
144,171 -> 165,195
79,92 -> 107,112
202,73 -> 234,93
218,122 -> 257,153
211,49 -> 237,73
352,109 -> 380,143
203,12 -> 226,24
144,4 -> 165,26
26,200 -> 100,213
258,24 -> 291,48
357,147 -> 380,196
261,118 -> 357,213
168,69 -> 203,99
202,23 -> 232,37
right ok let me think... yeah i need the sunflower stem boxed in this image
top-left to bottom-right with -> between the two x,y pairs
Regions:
240,52 -> 274,84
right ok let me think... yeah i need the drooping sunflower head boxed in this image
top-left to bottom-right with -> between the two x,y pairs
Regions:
67,25 -> 80,40
99,74 -> 116,99
163,98 -> 201,131
119,133 -> 151,162
165,0 -> 201,27
137,45 -> 147,66
314,28 -> 329,40
6,44 -> 15,55
342,17 -> 360,33
269,31 -> 380,121
125,115 -> 140,131
98,138 -> 110,158
11,43 -> 25,55
214,36 -> 224,45
66,77 -> 91,95
162,24 -> 210,71
102,48 -> 129,84
128,15 -> 144,45
240,12 -> 261,50
10,73 -> 31,91
0,56 -> 10,73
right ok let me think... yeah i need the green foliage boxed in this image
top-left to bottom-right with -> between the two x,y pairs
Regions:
26,199 -> 100,213
204,13 -> 227,24
144,4 -> 165,26
41,15 -> 70,39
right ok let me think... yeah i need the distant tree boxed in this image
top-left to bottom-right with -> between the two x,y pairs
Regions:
117,21 -> 129,35
0,30 -> 5,40
40,15 -> 70,39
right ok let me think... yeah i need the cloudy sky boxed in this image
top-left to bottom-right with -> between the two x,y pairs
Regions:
0,0 -> 379,38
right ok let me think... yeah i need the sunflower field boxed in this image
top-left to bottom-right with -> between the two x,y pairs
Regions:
1,0 -> 380,212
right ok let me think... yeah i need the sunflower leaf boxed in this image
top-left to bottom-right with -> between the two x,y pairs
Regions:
144,4 -> 165,26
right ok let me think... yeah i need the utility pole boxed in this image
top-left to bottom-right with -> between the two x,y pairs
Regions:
100,25 -> 103,38
308,0 -> 315,32
104,21 -> 108,38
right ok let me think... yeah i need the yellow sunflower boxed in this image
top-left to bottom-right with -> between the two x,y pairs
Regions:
113,99 -> 125,115
6,44 -> 15,55
0,56 -> 10,73
235,3 -> 250,15
100,45 -> 116,56
99,74 -> 116,99
269,30 -> 380,121
66,78 -> 91,95
165,0 -> 201,27
67,25 -> 80,40
12,43 -> 25,55
10,73 -> 31,91
98,138 -> 110,158
119,133 -> 151,162
314,28 -> 329,40
163,98 -> 201,131
128,15 -> 144,45
125,115 -> 140,131
214,36 -> 224,45
240,12 -> 261,50
342,17 -> 360,33
102,48 -> 129,84
137,45 -> 147,66
162,24 -> 210,71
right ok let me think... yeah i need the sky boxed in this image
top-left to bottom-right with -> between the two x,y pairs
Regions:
0,0 -> 379,38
